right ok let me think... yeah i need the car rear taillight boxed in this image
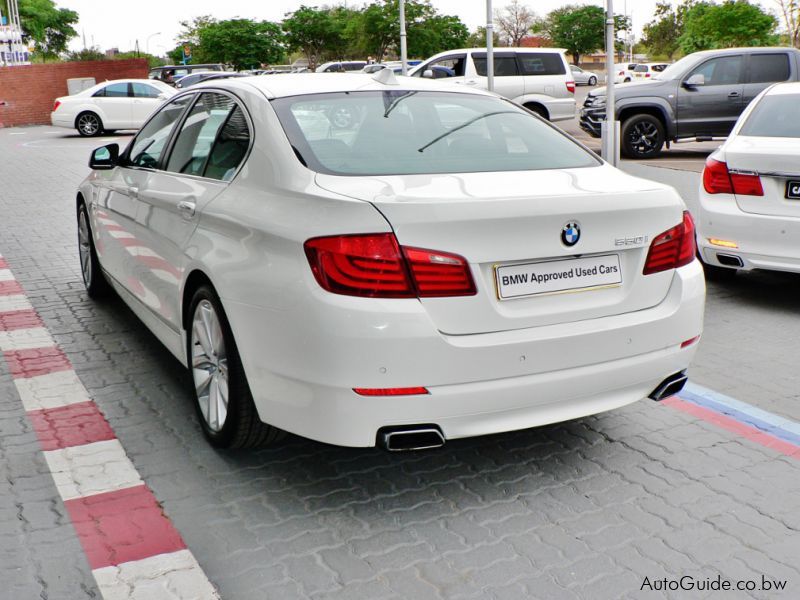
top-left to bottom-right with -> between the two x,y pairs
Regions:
566,81 -> 575,93
643,211 -> 696,275
304,233 -> 476,298
702,157 -> 763,196
645,73 -> 650,78
53,100 -> 61,112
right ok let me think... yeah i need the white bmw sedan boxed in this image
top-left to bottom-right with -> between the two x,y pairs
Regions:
51,79 -> 175,137
695,82 -> 800,277
76,73 -> 705,450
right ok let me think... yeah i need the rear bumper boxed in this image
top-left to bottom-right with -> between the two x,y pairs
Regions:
695,190 -> 800,273
228,261 -> 705,447
50,112 -> 72,128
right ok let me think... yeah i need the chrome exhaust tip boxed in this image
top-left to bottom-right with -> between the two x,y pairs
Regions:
649,371 -> 688,401
716,253 -> 744,268
377,426 -> 445,451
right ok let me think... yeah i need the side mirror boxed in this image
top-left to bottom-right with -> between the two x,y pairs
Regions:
89,143 -> 119,170
684,73 -> 705,87
422,69 -> 434,79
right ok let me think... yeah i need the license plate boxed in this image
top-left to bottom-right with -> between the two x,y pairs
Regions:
786,180 -> 800,199
495,255 -> 622,300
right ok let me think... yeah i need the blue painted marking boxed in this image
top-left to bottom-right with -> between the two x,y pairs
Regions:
680,382 -> 800,448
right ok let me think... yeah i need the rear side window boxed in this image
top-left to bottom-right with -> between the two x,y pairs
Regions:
739,94 -> 800,137
747,54 -> 790,84
473,54 -> 520,77
95,83 -> 129,98
166,92 -> 250,181
517,53 -> 566,76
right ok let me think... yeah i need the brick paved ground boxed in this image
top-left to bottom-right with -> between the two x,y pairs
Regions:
1,126 -> 798,599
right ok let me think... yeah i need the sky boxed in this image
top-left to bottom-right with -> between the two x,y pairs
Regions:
57,0 -> 781,54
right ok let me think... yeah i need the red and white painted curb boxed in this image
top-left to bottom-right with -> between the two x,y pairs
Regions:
0,254 -> 219,599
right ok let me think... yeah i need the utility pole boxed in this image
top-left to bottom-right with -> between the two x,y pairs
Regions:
486,0 -> 494,92
399,0 -> 407,75
601,0 -> 619,166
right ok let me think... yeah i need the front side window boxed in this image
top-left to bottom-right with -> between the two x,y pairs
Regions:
413,55 -> 466,78
517,53 -> 566,76
126,95 -> 194,169
166,92 -> 250,181
747,54 -> 790,84
688,56 -> 743,86
272,91 -> 599,176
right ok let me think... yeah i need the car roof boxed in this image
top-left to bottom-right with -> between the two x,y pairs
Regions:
194,72 -> 498,100
765,81 -> 800,95
691,46 -> 800,57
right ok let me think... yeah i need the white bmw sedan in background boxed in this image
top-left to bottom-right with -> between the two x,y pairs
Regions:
76,73 -> 705,450
695,82 -> 800,278
51,79 -> 175,137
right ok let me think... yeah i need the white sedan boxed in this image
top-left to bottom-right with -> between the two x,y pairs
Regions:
76,73 -> 705,450
695,82 -> 800,277
51,79 -> 175,137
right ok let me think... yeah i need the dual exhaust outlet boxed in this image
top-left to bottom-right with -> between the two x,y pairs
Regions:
376,371 -> 689,451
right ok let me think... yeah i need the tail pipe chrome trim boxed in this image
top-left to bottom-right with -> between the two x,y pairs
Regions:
377,425 -> 445,451
716,253 -> 743,268
649,371 -> 688,402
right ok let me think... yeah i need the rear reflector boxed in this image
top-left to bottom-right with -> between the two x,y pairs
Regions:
702,157 -> 763,196
681,336 -> 700,348
566,81 -> 575,93
643,211 -> 696,275
354,387 -> 429,396
305,233 -> 475,298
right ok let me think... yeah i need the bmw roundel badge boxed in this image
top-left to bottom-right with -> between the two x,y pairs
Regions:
561,221 -> 580,247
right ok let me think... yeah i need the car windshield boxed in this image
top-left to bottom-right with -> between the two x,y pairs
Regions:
739,94 -> 800,138
656,54 -> 702,80
271,91 -> 599,176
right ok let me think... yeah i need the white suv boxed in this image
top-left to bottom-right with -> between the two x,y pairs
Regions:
409,48 -> 576,122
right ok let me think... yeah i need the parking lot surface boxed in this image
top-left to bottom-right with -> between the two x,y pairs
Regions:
1,120 -> 798,599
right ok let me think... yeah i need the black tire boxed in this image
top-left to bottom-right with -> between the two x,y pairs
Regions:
621,114 -> 665,159
526,103 -> 549,120
76,112 -> 103,137
588,76 -> 597,86
624,77 -> 631,83
187,285 -> 284,449
77,202 -> 111,298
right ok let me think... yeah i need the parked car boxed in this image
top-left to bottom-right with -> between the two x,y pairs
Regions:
580,47 -> 800,159
76,73 -> 703,450
51,79 -> 176,137
633,62 -> 670,80
148,64 -> 225,85
175,72 -> 248,89
614,63 -> 639,83
409,47 -> 575,121
570,65 -> 598,86
693,82 -> 800,278
315,61 -> 368,73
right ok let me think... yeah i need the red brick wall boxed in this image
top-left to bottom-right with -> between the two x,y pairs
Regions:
0,59 -> 148,127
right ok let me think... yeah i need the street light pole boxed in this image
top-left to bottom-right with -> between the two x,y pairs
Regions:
146,31 -> 161,56
486,0 -> 494,92
399,0 -> 408,75
601,0 -> 619,166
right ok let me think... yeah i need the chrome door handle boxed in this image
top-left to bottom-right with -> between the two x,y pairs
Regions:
128,186 -> 139,199
177,200 -> 196,218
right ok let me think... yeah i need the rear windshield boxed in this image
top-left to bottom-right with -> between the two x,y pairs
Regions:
271,91 -> 598,176
739,94 -> 800,138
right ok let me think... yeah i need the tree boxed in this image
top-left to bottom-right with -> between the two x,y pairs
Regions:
65,46 -> 104,61
642,2 -> 686,59
171,15 -> 217,64
467,26 -> 500,48
114,51 -> 166,69
494,0 -> 539,46
539,5 -> 629,65
679,0 -> 778,54
18,0 -> 79,60
775,0 -> 800,48
282,5 -> 342,69
198,19 -> 286,70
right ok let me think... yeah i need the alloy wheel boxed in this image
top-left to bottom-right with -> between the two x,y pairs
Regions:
628,121 -> 660,153
191,300 -> 229,432
78,114 -> 100,136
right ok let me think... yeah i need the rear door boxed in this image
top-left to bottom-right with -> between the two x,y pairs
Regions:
471,52 -> 525,99
677,54 -> 744,137
92,82 -> 132,128
133,91 -> 251,331
518,52 -> 568,99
